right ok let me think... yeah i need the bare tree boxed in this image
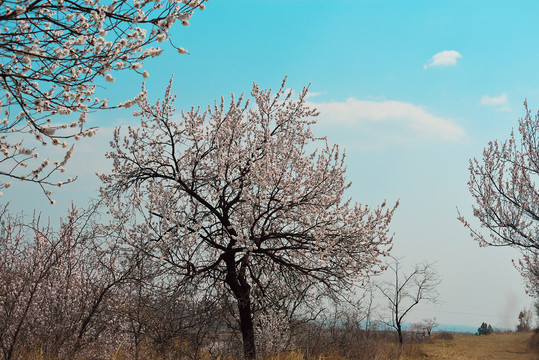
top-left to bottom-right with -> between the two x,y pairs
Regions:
99,78 -> 398,359
375,256 -> 440,344
0,0 -> 205,199
458,102 -> 539,297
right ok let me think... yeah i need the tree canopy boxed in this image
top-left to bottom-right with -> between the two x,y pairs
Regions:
99,78 -> 398,359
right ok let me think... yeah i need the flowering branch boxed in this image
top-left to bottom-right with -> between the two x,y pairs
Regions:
459,101 -> 539,296
0,0 -> 206,199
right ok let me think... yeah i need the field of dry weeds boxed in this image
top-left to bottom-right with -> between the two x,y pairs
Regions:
409,331 -> 538,360
252,331 -> 539,360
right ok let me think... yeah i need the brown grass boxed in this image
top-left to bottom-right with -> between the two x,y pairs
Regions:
262,332 -> 538,360
433,331 -> 454,340
405,331 -> 538,360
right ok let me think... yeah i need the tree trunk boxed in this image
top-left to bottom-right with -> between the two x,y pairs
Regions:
237,291 -> 256,360
224,252 -> 256,359
397,323 -> 403,344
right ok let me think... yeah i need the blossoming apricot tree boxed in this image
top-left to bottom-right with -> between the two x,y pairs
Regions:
99,78 -> 398,359
0,0 -> 205,200
0,204 -> 135,360
459,102 -> 539,296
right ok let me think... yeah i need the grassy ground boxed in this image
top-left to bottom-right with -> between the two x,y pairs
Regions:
404,331 -> 538,360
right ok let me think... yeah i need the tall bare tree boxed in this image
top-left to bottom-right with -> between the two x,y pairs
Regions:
376,256 -> 440,344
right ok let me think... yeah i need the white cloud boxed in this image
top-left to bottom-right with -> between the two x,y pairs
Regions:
480,93 -> 507,105
310,98 -> 466,148
305,91 -> 324,99
424,50 -> 463,69
480,93 -> 511,111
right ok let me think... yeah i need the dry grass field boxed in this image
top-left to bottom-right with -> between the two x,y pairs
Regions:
408,331 -> 539,360
258,331 -> 539,360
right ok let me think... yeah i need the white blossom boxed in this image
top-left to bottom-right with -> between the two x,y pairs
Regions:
0,0 -> 206,197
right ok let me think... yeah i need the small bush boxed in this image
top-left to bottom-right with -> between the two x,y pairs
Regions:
517,309 -> 533,332
476,322 -> 494,335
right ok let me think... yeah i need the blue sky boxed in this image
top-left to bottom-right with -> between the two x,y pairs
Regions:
6,1 -> 539,329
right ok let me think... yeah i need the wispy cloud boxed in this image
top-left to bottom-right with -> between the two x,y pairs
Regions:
480,93 -> 511,111
305,91 -> 325,99
310,98 -> 466,149
480,94 -> 507,105
424,50 -> 463,69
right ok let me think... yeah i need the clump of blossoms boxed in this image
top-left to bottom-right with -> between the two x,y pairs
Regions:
99,77 -> 398,359
0,0 -> 206,200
